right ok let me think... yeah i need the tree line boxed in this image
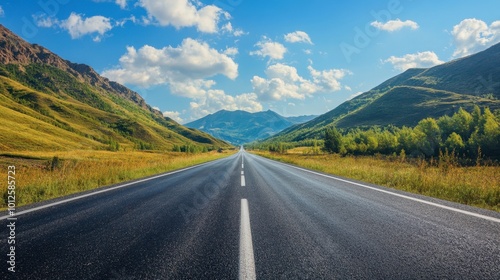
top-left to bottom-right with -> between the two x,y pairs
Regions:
248,106 -> 500,164
323,106 -> 500,162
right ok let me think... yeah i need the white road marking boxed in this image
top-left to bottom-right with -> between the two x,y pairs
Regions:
241,175 -> 246,187
242,164 -> 244,169
254,154 -> 500,224
0,160 -> 218,221
239,199 -> 256,280
241,171 -> 244,175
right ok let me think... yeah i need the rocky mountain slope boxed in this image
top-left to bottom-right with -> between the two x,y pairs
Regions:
0,24 -> 229,151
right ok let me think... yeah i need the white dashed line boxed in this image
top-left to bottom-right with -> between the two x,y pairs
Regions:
239,199 -> 256,280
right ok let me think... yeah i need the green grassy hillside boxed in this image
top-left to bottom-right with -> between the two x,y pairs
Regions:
336,86 -> 500,128
265,43 -> 500,143
0,64 -> 228,152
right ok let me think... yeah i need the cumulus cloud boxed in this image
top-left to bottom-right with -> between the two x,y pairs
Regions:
115,0 -> 127,8
163,111 -> 184,123
371,18 -> 419,32
103,38 -> 258,119
61,13 -> 113,41
221,22 -> 246,37
384,51 -> 444,71
451,18 -> 500,58
138,0 -> 225,33
223,47 -> 238,56
189,91 -> 263,119
284,31 -> 313,44
160,79 -> 262,119
251,63 -> 350,101
250,39 -> 287,60
308,66 -> 350,92
102,38 -> 238,88
35,12 -> 113,41
93,0 -> 128,9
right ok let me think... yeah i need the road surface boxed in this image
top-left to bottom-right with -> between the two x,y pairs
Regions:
2,149 -> 500,279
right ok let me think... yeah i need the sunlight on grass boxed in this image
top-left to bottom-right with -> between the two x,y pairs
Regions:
0,150 -> 235,209
251,150 -> 500,212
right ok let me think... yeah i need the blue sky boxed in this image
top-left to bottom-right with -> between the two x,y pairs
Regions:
1,0 -> 499,123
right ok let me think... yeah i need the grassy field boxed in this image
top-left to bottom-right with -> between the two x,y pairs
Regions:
0,150 -> 235,209
251,149 -> 500,212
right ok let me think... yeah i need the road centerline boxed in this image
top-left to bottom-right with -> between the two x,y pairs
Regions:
239,199 -> 256,280
241,175 -> 246,187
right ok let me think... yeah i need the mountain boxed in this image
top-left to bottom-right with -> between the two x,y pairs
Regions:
285,114 -> 318,124
0,24 -> 229,151
185,110 -> 314,145
270,43 -> 500,142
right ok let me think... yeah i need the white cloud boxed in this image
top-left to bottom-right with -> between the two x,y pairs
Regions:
115,0 -> 127,9
250,39 -> 287,60
233,29 -> 246,37
35,15 -> 57,27
0,6 -> 4,17
284,31 -> 313,44
62,13 -> 113,40
163,111 -> 184,123
371,19 -> 419,32
36,12 -> 113,41
139,0 -> 224,33
116,15 -> 137,27
451,18 -> 500,58
189,91 -> 263,119
251,63 -> 350,101
93,0 -> 127,9
308,66 -> 350,92
221,22 -> 245,37
102,38 -> 238,88
384,51 -> 444,71
102,38 -> 254,119
223,47 -> 238,56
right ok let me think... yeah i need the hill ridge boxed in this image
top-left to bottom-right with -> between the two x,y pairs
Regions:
266,43 -> 500,142
186,109 -> 317,145
0,24 -> 228,151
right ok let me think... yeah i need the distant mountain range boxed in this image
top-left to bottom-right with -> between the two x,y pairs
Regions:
185,110 -> 317,145
0,24 -> 229,151
270,42 -> 500,142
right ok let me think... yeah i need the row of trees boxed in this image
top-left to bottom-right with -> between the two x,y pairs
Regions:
324,107 -> 500,161
172,144 -> 210,153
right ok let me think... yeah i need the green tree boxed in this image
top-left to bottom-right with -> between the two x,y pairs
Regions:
324,127 -> 344,154
452,108 -> 473,140
415,118 -> 442,156
444,132 -> 465,152
469,108 -> 500,158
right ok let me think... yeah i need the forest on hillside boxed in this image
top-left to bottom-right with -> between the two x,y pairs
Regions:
248,106 -> 500,164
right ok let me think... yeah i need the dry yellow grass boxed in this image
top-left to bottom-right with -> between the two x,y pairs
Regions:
0,150 -> 235,209
251,150 -> 500,212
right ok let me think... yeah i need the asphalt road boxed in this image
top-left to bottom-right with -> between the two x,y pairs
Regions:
2,149 -> 500,279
